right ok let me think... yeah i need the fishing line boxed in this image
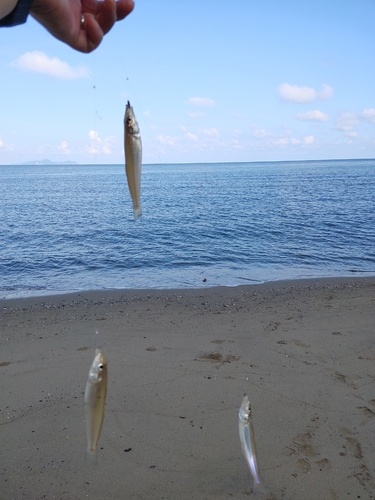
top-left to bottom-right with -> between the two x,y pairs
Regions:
124,76 -> 164,166
112,28 -> 163,165
92,60 -> 103,122
90,53 -> 102,164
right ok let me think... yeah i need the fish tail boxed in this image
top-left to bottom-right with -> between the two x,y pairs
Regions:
133,206 -> 142,220
252,481 -> 267,496
85,447 -> 98,465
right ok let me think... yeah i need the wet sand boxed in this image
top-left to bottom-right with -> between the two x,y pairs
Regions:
1,277 -> 375,499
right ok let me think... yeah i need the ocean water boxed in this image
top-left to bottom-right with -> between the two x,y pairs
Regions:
1,159 -> 375,299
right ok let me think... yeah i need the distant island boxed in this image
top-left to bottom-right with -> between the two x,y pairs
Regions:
20,159 -> 77,165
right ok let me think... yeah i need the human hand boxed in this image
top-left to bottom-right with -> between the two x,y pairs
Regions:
30,0 -> 134,53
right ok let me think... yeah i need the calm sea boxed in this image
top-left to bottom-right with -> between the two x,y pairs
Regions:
1,159 -> 375,299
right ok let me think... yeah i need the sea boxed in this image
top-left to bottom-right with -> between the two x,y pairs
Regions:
1,159 -> 375,299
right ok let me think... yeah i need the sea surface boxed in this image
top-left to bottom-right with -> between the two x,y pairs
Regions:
1,159 -> 375,299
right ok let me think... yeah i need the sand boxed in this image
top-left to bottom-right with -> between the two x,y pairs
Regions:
1,277 -> 375,500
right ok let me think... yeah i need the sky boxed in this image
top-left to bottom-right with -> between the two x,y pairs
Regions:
0,0 -> 375,164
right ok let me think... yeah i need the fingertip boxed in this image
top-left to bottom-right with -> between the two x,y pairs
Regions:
116,0 -> 135,21
97,0 -> 116,36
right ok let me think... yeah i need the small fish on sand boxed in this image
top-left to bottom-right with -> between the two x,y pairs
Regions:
124,100 -> 142,220
84,348 -> 107,464
238,393 -> 266,494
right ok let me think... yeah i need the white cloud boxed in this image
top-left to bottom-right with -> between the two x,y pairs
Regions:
203,128 -> 220,137
143,111 -> 153,118
334,108 -> 375,136
296,110 -> 330,122
303,135 -> 315,144
253,128 -> 269,138
360,108 -> 375,124
271,138 -> 289,146
87,131 -> 102,154
335,112 -> 360,132
157,134 -> 175,146
102,140 -> 113,154
0,134 -> 14,151
278,83 -> 333,103
57,140 -> 71,154
187,97 -> 215,107
86,130 -> 113,154
185,132 -> 198,142
188,111 -> 206,118
231,138 -> 243,149
10,51 -> 90,79
270,135 -> 315,146
290,138 -> 301,145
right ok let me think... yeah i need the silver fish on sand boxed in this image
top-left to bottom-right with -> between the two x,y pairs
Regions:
124,100 -> 142,220
84,348 -> 107,464
238,393 -> 265,493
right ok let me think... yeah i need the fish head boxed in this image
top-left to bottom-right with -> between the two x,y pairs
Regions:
88,348 -> 107,384
124,101 -> 140,135
239,393 -> 251,422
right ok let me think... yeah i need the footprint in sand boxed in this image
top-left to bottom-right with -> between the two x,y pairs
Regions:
285,429 -> 332,476
315,458 -> 332,471
339,428 -> 373,489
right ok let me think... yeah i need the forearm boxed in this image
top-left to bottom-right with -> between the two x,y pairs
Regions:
0,0 -> 34,26
0,0 -> 18,18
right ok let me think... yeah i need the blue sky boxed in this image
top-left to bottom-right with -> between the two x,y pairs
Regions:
1,0 -> 374,164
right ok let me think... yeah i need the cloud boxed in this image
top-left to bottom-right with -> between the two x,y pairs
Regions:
0,134 -> 14,151
290,137 -> 301,145
334,108 -> 375,135
271,138 -> 289,146
335,108 -> 375,132
252,128 -> 269,138
231,139 -> 243,149
10,51 -> 90,79
296,110 -> 330,122
360,108 -> 375,124
335,112 -> 360,132
271,135 -> 315,146
187,97 -> 215,107
203,128 -> 220,137
58,140 -> 71,154
185,132 -> 198,142
143,111 -> 153,118
278,83 -> 333,103
303,135 -> 315,144
87,131 -> 101,154
86,130 -> 113,154
157,134 -> 175,146
188,111 -> 206,118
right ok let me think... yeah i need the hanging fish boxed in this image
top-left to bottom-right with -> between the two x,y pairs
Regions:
238,394 -> 266,494
84,348 -> 107,464
124,101 -> 142,220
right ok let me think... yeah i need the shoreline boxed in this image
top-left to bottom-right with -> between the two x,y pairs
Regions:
2,274 -> 375,309
1,276 -> 375,499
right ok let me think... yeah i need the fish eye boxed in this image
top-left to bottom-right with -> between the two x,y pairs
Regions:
98,363 -> 104,371
127,117 -> 132,123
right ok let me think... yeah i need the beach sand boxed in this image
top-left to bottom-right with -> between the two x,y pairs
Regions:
1,277 -> 375,500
